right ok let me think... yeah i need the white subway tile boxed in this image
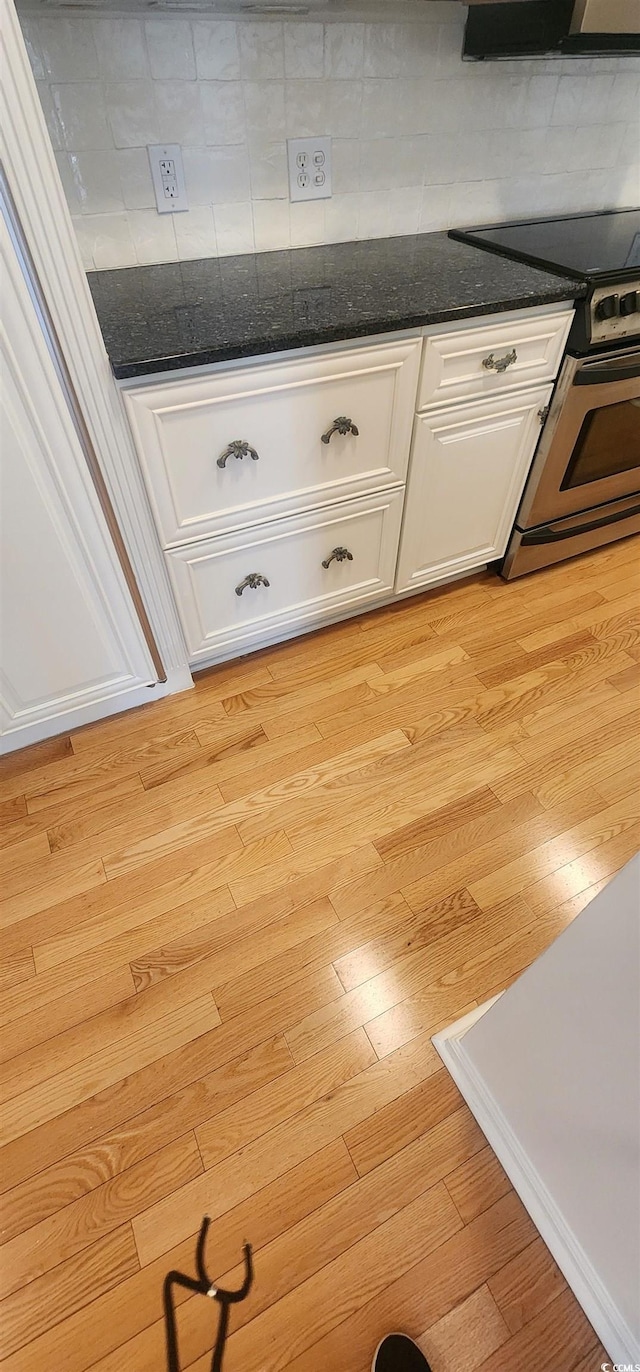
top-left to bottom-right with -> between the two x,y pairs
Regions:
33,17 -> 98,82
183,146 -> 250,204
214,202 -> 254,255
357,189 -> 389,239
332,139 -> 361,195
359,139 -> 395,192
572,120 -> 626,171
551,74 -> 588,126
324,24 -> 364,79
606,72 -> 639,122
324,193 -> 359,244
386,186 -> 422,237
117,149 -> 155,210
154,82 -> 204,146
106,82 -> 156,149
50,84 -> 112,151
519,74 -> 559,128
364,23 -> 439,80
193,21 -> 240,81
201,81 -> 245,145
68,150 -> 124,214
361,80 -> 425,139
448,178 -> 505,227
94,19 -> 148,80
436,18 -> 466,78
581,73 -> 615,124
326,80 -> 362,139
73,212 -> 136,270
290,199 -> 326,247
285,80 -> 327,138
419,182 -> 452,231
252,199 -> 290,252
248,141 -> 288,200
420,132 -> 461,185
244,81 -> 286,140
617,120 -> 640,167
128,209 -> 178,265
238,23 -> 284,80
145,20 -> 195,81
284,24 -> 324,80
174,206 -> 217,260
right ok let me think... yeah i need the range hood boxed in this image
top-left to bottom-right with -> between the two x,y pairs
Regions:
463,0 -> 640,58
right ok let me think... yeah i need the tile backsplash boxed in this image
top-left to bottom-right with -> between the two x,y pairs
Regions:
20,6 -> 639,269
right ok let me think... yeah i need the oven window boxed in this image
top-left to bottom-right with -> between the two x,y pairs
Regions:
561,398 -> 640,490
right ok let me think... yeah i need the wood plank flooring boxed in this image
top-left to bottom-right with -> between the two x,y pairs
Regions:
1,538 -> 638,1372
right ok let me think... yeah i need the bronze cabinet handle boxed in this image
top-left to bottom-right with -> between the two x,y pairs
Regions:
481,348 -> 517,374
321,416 -> 359,444
217,440 -> 259,469
235,572 -> 270,596
322,546 -> 354,569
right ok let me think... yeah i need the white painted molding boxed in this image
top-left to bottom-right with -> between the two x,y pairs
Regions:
0,668 -> 193,755
0,0 -> 191,684
433,1002 -> 639,1368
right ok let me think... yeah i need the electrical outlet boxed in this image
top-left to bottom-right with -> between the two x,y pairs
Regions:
148,144 -> 188,214
287,137 -> 332,203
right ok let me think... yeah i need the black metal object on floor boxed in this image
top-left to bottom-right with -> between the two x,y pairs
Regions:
163,1216 -> 253,1372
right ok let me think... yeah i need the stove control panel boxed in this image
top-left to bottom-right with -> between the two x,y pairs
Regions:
591,280 -> 640,345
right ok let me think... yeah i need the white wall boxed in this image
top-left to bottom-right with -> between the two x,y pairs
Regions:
19,4 -> 640,269
438,856 -> 640,1365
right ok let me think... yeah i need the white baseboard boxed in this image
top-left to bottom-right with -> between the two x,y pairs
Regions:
0,665 -> 193,755
433,1002 -> 639,1368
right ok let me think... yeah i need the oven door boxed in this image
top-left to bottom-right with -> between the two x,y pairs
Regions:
518,347 -> 640,529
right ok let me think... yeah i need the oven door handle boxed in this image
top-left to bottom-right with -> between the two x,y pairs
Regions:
575,357 -> 640,384
522,501 -> 640,544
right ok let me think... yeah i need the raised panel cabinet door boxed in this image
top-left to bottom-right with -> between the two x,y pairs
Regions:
0,213 -> 154,750
123,337 -> 422,546
165,488 -> 405,664
395,385 -> 553,594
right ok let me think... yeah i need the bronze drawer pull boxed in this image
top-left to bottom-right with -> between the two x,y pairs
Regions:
321,416 -> 359,444
235,572 -> 270,596
322,546 -> 354,569
482,348 -> 517,374
217,440 -> 259,469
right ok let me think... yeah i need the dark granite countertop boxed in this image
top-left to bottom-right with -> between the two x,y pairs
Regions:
88,231 -> 585,381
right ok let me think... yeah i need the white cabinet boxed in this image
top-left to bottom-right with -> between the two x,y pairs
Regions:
1,205 -> 155,753
395,385 -> 553,593
166,488 -> 404,662
122,303 -> 572,670
124,337 -> 421,545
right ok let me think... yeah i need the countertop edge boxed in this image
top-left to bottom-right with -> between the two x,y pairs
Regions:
111,282 -> 582,381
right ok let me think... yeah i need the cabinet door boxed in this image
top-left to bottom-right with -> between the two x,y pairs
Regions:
1,214 -> 154,752
396,385 -> 552,593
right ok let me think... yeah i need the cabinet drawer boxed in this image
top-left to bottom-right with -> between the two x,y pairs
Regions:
124,338 -> 421,546
166,489 -> 405,663
418,308 -> 573,410
396,385 -> 552,593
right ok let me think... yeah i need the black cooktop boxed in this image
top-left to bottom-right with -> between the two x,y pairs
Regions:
451,209 -> 640,284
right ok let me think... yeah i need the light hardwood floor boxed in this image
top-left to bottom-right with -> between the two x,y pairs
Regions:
1,538 -> 639,1372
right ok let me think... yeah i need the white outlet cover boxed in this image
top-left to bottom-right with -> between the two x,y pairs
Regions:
148,144 -> 188,215
287,136 -> 332,203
